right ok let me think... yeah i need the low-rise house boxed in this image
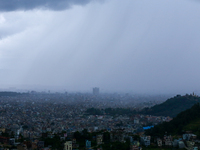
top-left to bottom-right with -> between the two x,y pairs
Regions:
0,128 -> 6,134
86,140 -> 91,150
140,136 -> 151,147
96,134 -> 103,145
173,139 -> 178,147
64,141 -> 72,150
130,145 -> 140,150
163,135 -> 173,146
72,143 -> 79,149
132,141 -> 140,147
9,138 -> 15,145
72,138 -> 76,144
179,141 -> 185,149
186,141 -> 195,149
183,134 -> 197,141
0,136 -> 9,144
24,141 -> 32,149
134,118 -> 139,124
157,138 -> 162,147
32,142 -> 38,150
110,129 -> 125,142
43,147 -> 51,150
37,141 -> 44,149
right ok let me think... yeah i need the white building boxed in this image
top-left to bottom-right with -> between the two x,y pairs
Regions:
64,141 -> 72,150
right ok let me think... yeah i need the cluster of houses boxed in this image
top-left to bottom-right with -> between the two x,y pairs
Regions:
136,133 -> 199,150
0,124 -> 200,150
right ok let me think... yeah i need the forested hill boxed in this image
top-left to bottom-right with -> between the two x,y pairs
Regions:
145,103 -> 200,137
141,94 -> 200,117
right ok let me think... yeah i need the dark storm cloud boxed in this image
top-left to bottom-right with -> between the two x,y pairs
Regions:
0,0 -> 92,11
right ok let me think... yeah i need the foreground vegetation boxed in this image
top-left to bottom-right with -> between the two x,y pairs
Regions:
146,103 -> 200,137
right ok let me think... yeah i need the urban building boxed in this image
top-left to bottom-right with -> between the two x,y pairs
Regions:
64,141 -> 72,150
96,134 -> 103,145
93,87 -> 99,95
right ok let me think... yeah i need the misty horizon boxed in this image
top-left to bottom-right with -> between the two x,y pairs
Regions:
0,0 -> 200,94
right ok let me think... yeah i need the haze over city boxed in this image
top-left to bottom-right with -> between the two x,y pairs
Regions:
0,0 -> 200,94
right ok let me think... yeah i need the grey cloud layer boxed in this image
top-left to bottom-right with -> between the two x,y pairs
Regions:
1,0 -> 200,94
0,0 -> 92,11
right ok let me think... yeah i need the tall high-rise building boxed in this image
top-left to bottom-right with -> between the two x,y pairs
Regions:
93,87 -> 99,95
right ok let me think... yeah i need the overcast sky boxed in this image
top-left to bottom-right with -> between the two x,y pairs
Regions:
0,0 -> 200,94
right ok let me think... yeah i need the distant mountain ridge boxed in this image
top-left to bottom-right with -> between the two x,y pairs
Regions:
0,91 -> 21,97
141,94 -> 200,117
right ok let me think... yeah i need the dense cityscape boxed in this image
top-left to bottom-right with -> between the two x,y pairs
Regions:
0,89 -> 175,150
1,89 -> 199,150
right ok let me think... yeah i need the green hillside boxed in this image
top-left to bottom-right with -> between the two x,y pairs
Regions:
141,94 -> 200,117
183,118 -> 200,134
145,103 -> 200,137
